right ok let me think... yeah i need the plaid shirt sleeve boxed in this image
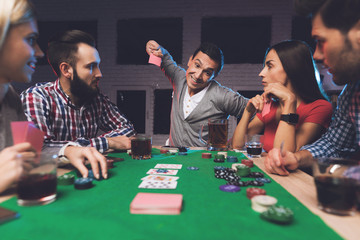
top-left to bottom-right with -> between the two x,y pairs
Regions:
302,83 -> 360,158
88,94 -> 136,151
20,84 -> 60,143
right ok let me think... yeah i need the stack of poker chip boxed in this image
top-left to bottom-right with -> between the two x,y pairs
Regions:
168,149 -> 178,155
241,159 -> 254,168
235,164 -> 251,177
214,167 -> 240,182
160,149 -> 168,154
107,159 -> 115,169
260,205 -> 294,224
227,156 -> 238,163
74,177 -> 93,190
251,195 -> 278,213
57,174 -> 75,185
248,172 -> 264,178
202,153 -> 212,159
231,163 -> 243,171
214,154 -> 225,163
217,152 -> 228,158
246,187 -> 266,199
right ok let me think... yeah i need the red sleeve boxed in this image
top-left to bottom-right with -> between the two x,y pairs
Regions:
300,100 -> 333,128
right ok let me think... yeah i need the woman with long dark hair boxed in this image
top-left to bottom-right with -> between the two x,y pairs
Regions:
232,40 -> 333,153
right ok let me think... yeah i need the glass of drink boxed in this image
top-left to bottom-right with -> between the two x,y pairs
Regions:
131,135 -> 152,160
313,158 -> 360,216
17,152 -> 58,206
199,119 -> 228,151
245,134 -> 263,158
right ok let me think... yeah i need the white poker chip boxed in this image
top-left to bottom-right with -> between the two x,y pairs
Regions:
251,195 -> 278,213
127,149 -> 132,155
217,151 -> 228,158
169,149 -> 178,153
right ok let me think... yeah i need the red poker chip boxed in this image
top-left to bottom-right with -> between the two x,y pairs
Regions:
106,159 -> 114,169
202,153 -> 212,159
242,159 -> 254,168
160,149 -> 169,154
246,187 -> 266,199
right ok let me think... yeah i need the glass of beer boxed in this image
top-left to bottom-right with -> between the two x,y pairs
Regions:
313,158 -> 360,216
131,135 -> 152,160
199,119 -> 228,151
245,134 -> 263,158
17,152 -> 58,206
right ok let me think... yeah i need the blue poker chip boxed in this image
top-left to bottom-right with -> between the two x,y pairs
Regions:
227,156 -> 238,163
74,177 -> 93,190
187,166 -> 199,171
156,169 -> 168,173
178,152 -> 188,156
88,169 -> 103,181
256,178 -> 271,183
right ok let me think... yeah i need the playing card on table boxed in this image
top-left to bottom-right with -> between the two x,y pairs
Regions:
155,164 -> 182,169
138,181 -> 178,189
146,169 -> 178,175
141,175 -> 179,182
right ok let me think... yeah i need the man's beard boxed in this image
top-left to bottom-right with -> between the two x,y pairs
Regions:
331,37 -> 360,85
70,69 -> 99,106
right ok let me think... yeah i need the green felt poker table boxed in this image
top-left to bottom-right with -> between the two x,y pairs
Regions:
0,148 -> 358,240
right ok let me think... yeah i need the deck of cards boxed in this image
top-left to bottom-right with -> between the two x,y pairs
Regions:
130,192 -> 183,215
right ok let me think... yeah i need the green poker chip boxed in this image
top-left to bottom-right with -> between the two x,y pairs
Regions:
57,174 -> 75,185
236,164 -> 250,177
214,154 -> 225,160
260,205 -> 294,224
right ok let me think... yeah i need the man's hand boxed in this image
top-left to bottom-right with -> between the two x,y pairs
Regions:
264,148 -> 299,176
0,143 -> 35,193
107,135 -> 131,150
64,146 -> 107,179
146,40 -> 163,57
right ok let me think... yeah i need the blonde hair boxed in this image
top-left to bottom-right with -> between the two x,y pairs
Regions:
0,0 -> 35,49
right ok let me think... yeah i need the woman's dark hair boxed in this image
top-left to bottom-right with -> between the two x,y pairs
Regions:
266,40 -> 328,103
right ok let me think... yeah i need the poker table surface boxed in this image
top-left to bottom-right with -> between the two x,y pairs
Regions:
0,149 -> 342,240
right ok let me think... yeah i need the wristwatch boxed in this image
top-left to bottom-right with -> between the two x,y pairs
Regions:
280,113 -> 299,125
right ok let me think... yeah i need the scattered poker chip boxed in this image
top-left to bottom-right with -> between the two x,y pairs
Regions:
219,184 -> 241,192
169,149 -> 178,154
231,163 -> 243,171
178,152 -> 188,156
251,195 -> 278,213
217,151 -> 228,158
227,156 -> 238,163
160,149 -> 169,154
214,158 -> 225,163
238,180 -> 251,187
214,166 -> 226,171
246,187 -> 266,199
187,166 -> 199,171
249,180 -> 264,186
57,174 -> 75,185
74,178 -> 93,190
241,159 -> 254,168
256,178 -> 271,183
260,205 -> 294,224
236,164 -> 251,177
214,154 -> 225,160
88,169 -> 104,181
202,153 -> 212,159
156,169 -> 168,173
178,146 -> 188,152
106,159 -> 114,169
248,172 -> 264,178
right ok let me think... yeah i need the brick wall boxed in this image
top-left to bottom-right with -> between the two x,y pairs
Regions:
29,0 -> 341,145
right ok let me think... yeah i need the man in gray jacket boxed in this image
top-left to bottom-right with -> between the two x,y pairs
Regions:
146,40 -> 248,147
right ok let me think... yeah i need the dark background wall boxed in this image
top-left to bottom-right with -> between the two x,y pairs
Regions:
18,0 -> 341,145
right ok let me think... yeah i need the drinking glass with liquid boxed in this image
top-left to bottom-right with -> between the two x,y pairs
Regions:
245,134 -> 263,158
131,135 -> 152,160
17,152 -> 58,206
313,158 -> 360,216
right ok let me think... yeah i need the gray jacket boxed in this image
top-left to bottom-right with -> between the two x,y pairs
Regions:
160,48 -> 248,147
